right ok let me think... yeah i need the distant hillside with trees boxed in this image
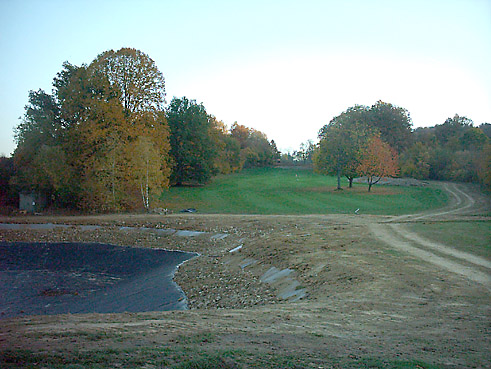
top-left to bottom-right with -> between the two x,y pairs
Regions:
401,116 -> 489,185
313,102 -> 490,191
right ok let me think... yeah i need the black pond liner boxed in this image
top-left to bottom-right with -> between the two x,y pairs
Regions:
0,242 -> 197,319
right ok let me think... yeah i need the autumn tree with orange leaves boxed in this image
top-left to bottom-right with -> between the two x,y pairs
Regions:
357,136 -> 399,192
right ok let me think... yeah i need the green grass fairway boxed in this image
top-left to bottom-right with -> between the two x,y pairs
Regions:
160,167 -> 448,215
410,221 -> 491,259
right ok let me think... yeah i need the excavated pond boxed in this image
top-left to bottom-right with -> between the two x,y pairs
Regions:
0,242 -> 197,318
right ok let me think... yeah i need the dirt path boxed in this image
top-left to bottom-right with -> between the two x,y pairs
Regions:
369,223 -> 490,286
388,182 -> 488,222
370,182 -> 490,287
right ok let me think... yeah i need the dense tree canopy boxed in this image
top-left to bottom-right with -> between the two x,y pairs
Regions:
314,103 -> 489,191
230,123 -> 278,168
314,105 -> 376,189
13,89 -> 79,206
13,48 -> 171,211
166,97 -> 216,186
400,114 -> 489,185
10,48 -> 282,212
209,117 -> 242,175
367,101 -> 412,153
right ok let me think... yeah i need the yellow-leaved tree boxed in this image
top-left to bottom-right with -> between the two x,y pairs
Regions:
81,48 -> 170,211
131,136 -> 164,211
15,48 -> 172,212
130,112 -> 171,211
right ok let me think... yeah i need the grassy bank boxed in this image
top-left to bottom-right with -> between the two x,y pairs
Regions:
161,167 -> 447,215
0,347 -> 445,369
409,221 -> 491,259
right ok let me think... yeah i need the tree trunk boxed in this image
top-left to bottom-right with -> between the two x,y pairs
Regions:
145,161 -> 149,211
140,183 -> 145,209
111,156 -> 116,204
337,164 -> 341,190
348,177 -> 353,188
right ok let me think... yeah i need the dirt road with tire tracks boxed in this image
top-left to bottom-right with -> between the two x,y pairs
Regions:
370,182 -> 490,288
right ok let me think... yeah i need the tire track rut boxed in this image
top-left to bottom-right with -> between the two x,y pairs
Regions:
370,182 -> 490,287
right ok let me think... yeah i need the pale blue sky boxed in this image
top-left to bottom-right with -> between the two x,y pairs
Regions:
1,0 -> 490,156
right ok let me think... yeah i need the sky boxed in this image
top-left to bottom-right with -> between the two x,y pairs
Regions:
1,0 -> 490,156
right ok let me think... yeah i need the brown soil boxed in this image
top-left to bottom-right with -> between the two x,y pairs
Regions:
0,182 -> 489,368
304,186 -> 402,195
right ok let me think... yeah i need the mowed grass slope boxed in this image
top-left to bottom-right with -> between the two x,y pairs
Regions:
161,167 -> 448,215
410,222 -> 491,259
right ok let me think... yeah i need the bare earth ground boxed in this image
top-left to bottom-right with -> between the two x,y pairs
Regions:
0,182 -> 490,368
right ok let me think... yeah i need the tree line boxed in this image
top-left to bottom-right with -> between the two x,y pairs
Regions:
2,47 -> 489,212
312,102 -> 490,191
4,48 -> 279,212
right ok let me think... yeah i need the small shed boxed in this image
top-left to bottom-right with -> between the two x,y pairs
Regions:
19,192 -> 46,213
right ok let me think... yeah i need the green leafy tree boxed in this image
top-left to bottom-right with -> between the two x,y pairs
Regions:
451,150 -> 479,182
460,127 -> 487,151
428,147 -> 455,180
0,156 -> 17,208
12,89 -> 77,205
314,105 -> 374,189
34,145 -> 78,205
479,123 -> 491,138
314,125 -> 352,190
367,101 -> 413,153
14,89 -> 61,148
167,97 -> 216,185
421,115 -> 488,182
270,140 -> 281,162
434,114 -> 473,149
400,142 -> 431,179
477,143 -> 491,190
